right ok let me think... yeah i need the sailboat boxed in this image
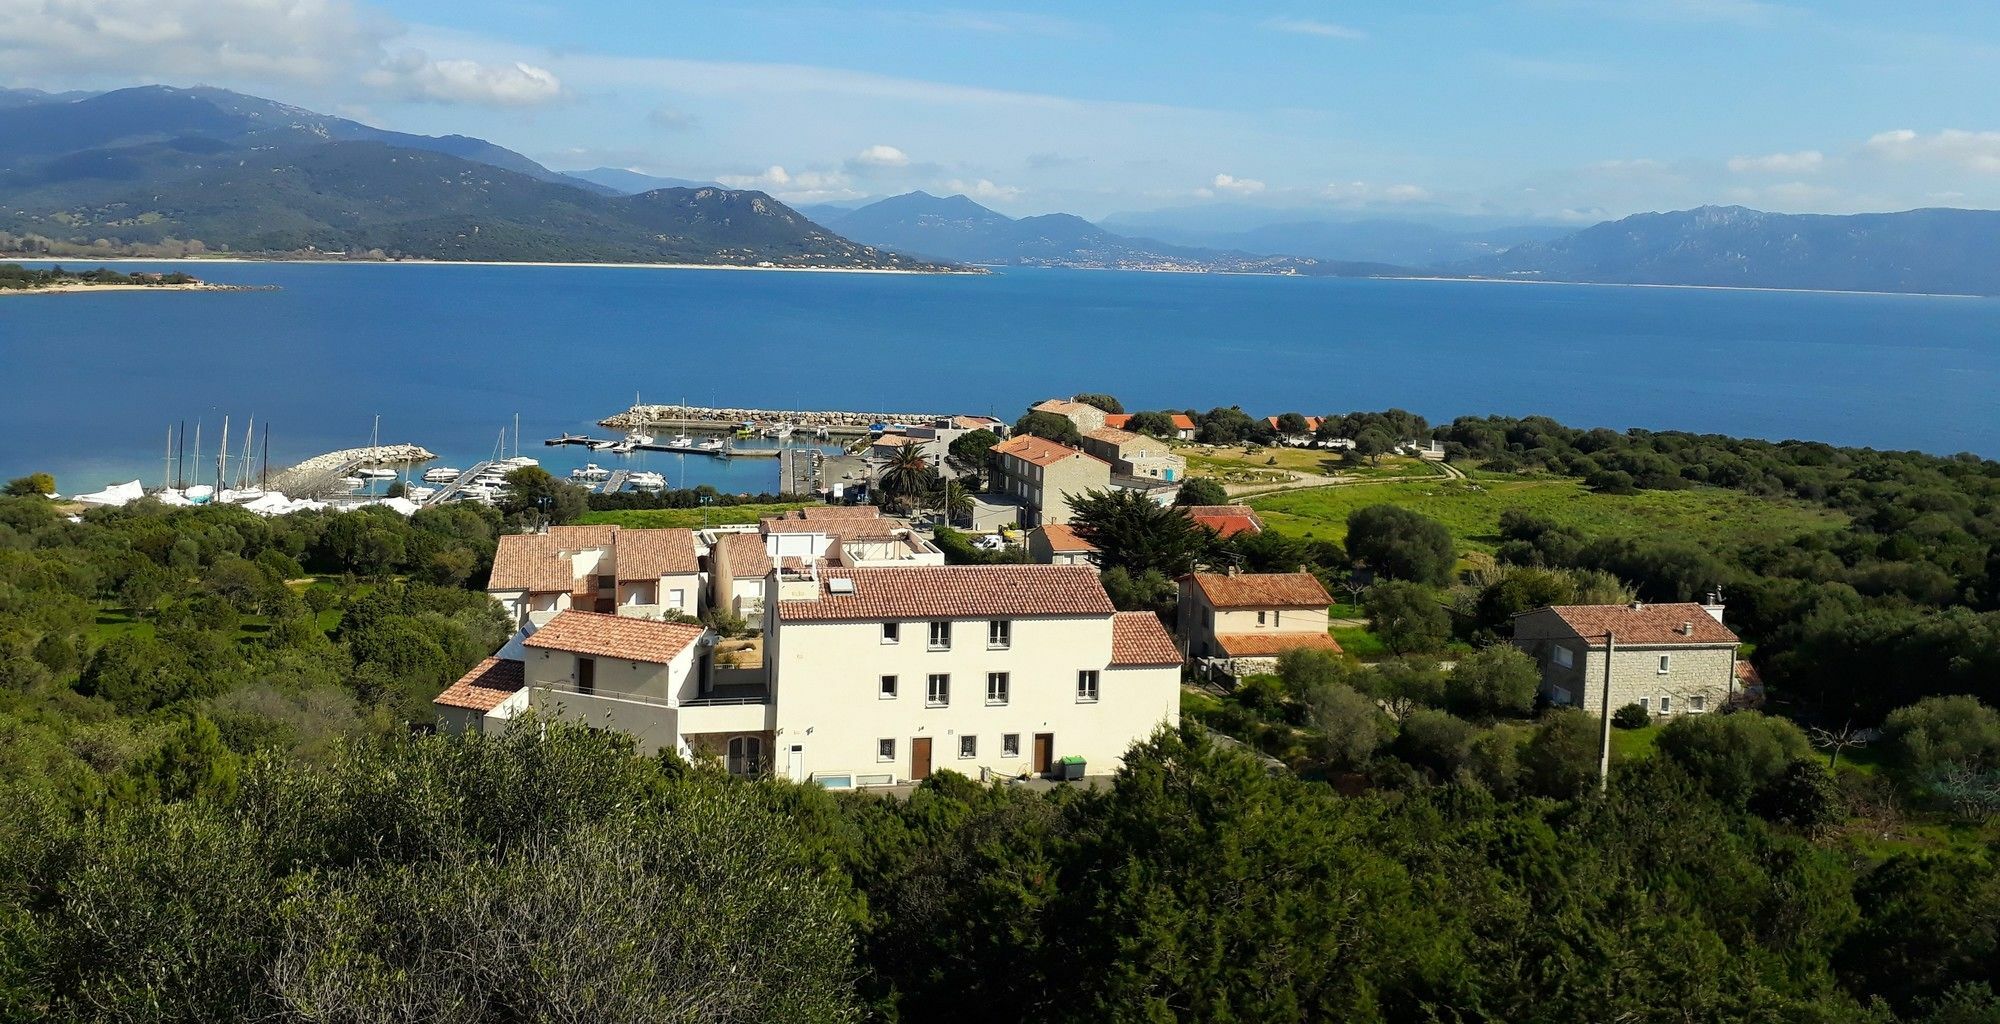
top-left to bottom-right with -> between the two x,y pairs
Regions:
358,415 -> 397,478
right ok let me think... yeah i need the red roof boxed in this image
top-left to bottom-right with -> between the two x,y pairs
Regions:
1170,414 -> 1196,431
489,526 -> 697,592
434,657 -> 525,712
613,528 -> 698,580
719,532 -> 772,578
1111,612 -> 1182,665
1213,632 -> 1343,657
489,534 -> 575,592
1184,505 -> 1264,538
993,434 -> 1107,468
1184,572 -> 1332,609
1531,603 -> 1739,646
1102,413 -> 1133,429
1035,523 -> 1097,553
522,610 -> 706,664
778,564 -> 1115,622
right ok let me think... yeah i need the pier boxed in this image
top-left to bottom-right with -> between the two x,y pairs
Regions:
269,443 -> 435,498
543,435 -> 741,458
600,403 -> 950,436
419,460 -> 496,507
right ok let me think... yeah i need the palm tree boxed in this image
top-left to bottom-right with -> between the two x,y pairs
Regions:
939,476 -> 973,526
879,444 -> 931,511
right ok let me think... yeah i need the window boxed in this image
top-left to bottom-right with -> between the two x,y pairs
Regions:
1076,670 -> 1100,703
880,675 -> 898,699
1273,610 -> 1281,627
669,588 -> 685,608
1257,610 -> 1267,626
988,619 -> 1011,649
726,736 -> 763,778
927,674 -> 950,707
1657,654 -> 1672,674
1553,646 -> 1574,669
928,620 -> 952,650
1690,695 -> 1706,712
877,738 -> 895,762
986,672 -> 1010,705
1660,695 -> 1672,714
881,622 -> 899,644
576,656 -> 596,695
960,735 -> 977,759
1639,697 -> 1649,712
597,574 -> 614,590
1003,734 -> 1020,758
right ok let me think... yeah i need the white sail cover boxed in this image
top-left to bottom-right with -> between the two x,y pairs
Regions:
74,480 -> 145,507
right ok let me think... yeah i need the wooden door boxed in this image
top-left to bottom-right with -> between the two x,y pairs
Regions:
910,737 -> 932,781
1033,733 -> 1054,773
576,656 -> 596,694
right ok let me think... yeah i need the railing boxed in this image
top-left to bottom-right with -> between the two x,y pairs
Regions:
681,693 -> 771,707
533,682 -> 674,709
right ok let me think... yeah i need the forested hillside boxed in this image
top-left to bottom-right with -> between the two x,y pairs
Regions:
0,411 -> 1996,1020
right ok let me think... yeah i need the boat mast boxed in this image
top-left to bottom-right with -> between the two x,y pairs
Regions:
239,416 -> 254,489
191,420 -> 201,489
176,419 -> 186,489
514,412 -> 520,459
261,425 -> 270,490
163,426 -> 173,491
216,414 -> 229,494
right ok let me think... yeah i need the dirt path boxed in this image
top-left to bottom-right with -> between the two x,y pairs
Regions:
1225,456 -> 1459,501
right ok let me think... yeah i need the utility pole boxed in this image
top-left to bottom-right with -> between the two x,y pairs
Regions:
1597,630 -> 1616,793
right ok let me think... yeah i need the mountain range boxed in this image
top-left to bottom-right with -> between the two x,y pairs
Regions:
0,86 -> 935,269
812,191 -> 1398,276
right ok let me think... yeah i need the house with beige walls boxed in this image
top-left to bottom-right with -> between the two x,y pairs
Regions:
1080,426 -> 1185,482
1028,523 -> 1098,566
486,525 -> 702,626
989,434 -> 1111,526
1030,398 -> 1108,434
440,563 -> 1185,788
1511,601 -> 1740,717
1177,570 -> 1340,677
707,507 -> 942,618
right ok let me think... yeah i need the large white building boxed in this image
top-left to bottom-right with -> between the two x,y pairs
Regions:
439,562 -> 1184,787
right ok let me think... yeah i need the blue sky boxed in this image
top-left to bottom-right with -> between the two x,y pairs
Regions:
10,1 -> 2000,221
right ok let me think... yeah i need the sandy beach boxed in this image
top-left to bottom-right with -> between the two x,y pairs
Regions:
0,255 -> 971,275
0,282 -> 254,296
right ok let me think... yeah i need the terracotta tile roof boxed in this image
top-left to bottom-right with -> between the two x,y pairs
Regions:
546,524 -> 619,548
522,610 -> 707,663
1084,426 -> 1146,446
1170,414 -> 1196,431
614,528 -> 699,580
993,434 -> 1107,468
1181,504 -> 1258,518
872,434 -> 920,447
1185,572 -> 1332,609
1102,413 -> 1133,429
1736,660 -> 1763,686
489,534 -> 576,592
1534,604 -> 1740,646
434,657 -> 525,712
1111,612 -> 1182,665
1182,505 -> 1264,538
796,506 -> 884,520
952,415 -> 1004,430
778,564 -> 1115,622
1214,632 -> 1343,657
1036,523 -> 1097,553
1032,399 -> 1093,417
719,532 -> 772,579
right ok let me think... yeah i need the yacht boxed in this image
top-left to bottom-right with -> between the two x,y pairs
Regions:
422,467 -> 460,483
695,436 -> 727,452
356,467 -> 398,480
627,470 -> 666,490
405,485 -> 436,501
589,438 -> 618,451
500,455 -> 539,469
336,476 -> 364,490
571,463 -> 610,481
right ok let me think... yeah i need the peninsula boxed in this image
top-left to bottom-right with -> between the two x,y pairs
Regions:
0,263 -> 256,294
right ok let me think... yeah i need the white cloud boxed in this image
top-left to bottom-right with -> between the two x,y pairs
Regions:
365,52 -> 564,107
852,144 -> 910,168
1322,180 -> 1433,203
1727,150 -> 1823,173
1261,17 -> 1367,40
945,178 -> 1023,200
0,0 -> 566,107
1212,173 -> 1265,194
715,165 -> 852,201
1864,129 -> 2000,172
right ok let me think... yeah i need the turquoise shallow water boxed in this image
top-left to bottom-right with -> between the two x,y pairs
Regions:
4,261 -> 1997,491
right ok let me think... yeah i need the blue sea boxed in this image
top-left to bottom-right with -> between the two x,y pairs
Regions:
4,261 -> 1997,493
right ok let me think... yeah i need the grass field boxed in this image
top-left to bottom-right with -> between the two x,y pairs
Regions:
577,503 -> 815,530
1181,445 -> 1432,482
1249,473 -> 1844,552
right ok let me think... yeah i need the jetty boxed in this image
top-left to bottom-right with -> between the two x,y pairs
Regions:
269,443 -> 435,498
601,403 -> 948,436
420,460 -> 497,507
544,434 -> 746,458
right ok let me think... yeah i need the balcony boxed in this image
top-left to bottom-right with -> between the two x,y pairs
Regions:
679,682 -> 775,734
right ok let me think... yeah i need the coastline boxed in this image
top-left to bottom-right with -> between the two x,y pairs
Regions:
0,254 -> 974,276
1378,274 -> 1985,300
0,282 -> 257,296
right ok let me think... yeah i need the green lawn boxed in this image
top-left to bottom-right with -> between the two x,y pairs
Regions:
1249,473 -> 1845,553
578,503 -> 816,530
1330,625 -> 1388,660
1609,722 -> 1664,763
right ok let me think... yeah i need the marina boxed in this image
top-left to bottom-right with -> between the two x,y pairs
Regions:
544,433 -> 765,458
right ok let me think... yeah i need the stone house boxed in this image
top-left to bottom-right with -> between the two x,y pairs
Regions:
1176,570 -> 1340,676
989,434 -> 1111,526
1510,601 -> 1740,716
1080,426 -> 1186,482
486,525 -> 702,627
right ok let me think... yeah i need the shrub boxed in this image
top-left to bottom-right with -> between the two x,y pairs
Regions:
1521,709 -> 1601,798
1656,711 -> 1813,806
1880,695 -> 2000,802
1749,759 -> 1844,833
1613,702 -> 1651,730
1445,646 -> 1540,719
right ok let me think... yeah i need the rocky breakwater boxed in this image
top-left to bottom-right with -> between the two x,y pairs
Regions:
603,404 -> 947,433
269,443 -> 436,495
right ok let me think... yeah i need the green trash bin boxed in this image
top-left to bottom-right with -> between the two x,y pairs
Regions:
1059,755 -> 1086,781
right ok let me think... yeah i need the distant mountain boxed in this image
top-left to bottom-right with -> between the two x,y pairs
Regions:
564,166 -> 717,194
1100,209 -> 1568,266
0,86 -> 940,269
823,191 -> 1397,276
1462,205 -> 2000,295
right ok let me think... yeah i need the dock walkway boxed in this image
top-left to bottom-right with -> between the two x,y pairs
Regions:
421,460 -> 496,507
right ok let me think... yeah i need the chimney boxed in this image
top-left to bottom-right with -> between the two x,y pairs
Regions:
1701,587 -> 1726,624
1226,564 -> 1240,577
1629,600 -> 1644,611
1681,621 -> 1695,636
